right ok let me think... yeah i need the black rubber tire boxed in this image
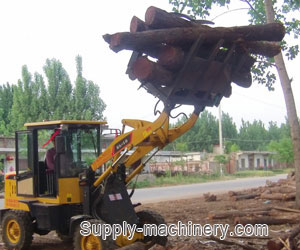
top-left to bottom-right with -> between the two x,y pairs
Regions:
136,209 -> 168,248
34,228 -> 50,236
73,219 -> 116,250
1,210 -> 33,250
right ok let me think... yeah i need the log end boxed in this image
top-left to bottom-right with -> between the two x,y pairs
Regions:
158,46 -> 185,69
145,6 -> 157,27
108,33 -> 123,53
132,57 -> 153,81
130,16 -> 147,33
274,22 -> 286,41
102,34 -> 111,44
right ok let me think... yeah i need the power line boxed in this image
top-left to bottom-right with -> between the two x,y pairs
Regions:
233,91 -> 286,110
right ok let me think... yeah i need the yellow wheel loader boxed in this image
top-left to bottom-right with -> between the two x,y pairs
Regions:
0,29 -> 243,249
0,105 -> 201,250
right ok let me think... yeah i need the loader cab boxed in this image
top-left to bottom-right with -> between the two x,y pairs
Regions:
15,120 -> 106,198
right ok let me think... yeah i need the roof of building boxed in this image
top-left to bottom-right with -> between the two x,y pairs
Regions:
237,151 -> 276,155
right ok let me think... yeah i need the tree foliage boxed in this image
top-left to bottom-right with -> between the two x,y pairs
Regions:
166,110 -> 291,159
0,56 -> 106,134
268,137 -> 293,163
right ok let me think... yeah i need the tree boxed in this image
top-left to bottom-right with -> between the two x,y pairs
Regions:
169,0 -> 300,207
0,83 -> 13,135
44,58 -> 73,120
9,66 -> 35,131
264,0 -> 300,209
72,56 -> 106,120
268,137 -> 293,165
238,119 -> 268,150
1,56 -> 106,133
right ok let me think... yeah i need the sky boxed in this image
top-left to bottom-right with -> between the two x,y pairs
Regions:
0,0 -> 299,130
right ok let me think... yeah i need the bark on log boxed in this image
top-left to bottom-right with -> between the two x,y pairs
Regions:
244,41 -> 281,57
273,206 -> 300,214
260,192 -> 295,201
130,16 -> 149,33
104,23 -> 285,53
269,185 -> 296,194
230,194 -> 259,201
234,216 -> 298,225
132,56 -> 174,86
208,210 -> 270,220
145,6 -> 196,29
267,225 -> 300,250
228,190 -> 245,197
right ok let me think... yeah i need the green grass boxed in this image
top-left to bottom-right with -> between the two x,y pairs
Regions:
128,168 -> 293,189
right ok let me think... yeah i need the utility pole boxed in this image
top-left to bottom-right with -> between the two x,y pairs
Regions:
218,103 -> 223,154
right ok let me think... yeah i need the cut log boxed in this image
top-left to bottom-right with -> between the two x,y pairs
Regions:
234,216 -> 298,225
260,192 -> 295,201
158,45 -> 254,88
266,180 -> 277,187
158,45 -> 185,70
267,225 -> 300,250
145,6 -> 196,29
269,185 -> 296,194
230,194 -> 259,201
228,190 -> 245,197
132,56 -> 174,86
273,206 -> 300,214
203,192 -> 217,202
104,23 -> 285,53
131,55 -> 232,98
130,16 -> 149,33
244,41 -> 281,57
208,210 -> 270,220
277,178 -> 294,185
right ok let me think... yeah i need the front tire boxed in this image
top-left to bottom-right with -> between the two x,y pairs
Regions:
136,210 -> 168,248
1,210 -> 33,250
73,219 -> 116,250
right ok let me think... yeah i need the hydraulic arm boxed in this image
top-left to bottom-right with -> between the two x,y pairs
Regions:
91,104 -> 203,188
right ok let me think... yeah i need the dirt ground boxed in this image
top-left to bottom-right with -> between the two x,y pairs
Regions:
1,179 -> 299,249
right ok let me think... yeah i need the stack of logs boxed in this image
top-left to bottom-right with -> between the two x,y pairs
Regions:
207,171 -> 300,250
103,6 -> 285,106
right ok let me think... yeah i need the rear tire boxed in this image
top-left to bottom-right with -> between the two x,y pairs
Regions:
136,210 -> 168,248
73,219 -> 116,250
1,210 -> 33,250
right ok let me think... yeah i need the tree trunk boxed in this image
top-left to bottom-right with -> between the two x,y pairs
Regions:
264,0 -> 300,208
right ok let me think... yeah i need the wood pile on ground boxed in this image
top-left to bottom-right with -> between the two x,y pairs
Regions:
14,172 -> 300,249
103,6 -> 285,107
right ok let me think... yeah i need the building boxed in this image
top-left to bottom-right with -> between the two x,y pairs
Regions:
235,151 -> 276,170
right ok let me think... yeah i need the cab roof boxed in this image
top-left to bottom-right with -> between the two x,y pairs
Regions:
25,120 -> 107,129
